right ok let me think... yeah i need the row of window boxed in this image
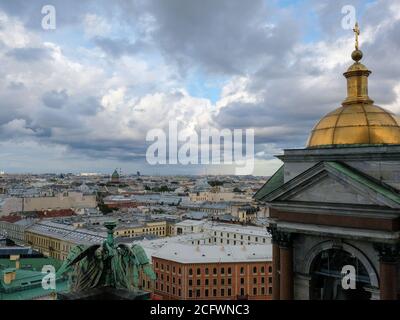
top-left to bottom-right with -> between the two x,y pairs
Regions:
157,275 -> 272,286
156,284 -> 272,297
155,264 -> 272,275
213,232 -> 267,242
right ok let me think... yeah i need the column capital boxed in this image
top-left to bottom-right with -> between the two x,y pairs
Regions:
267,224 -> 279,244
374,243 -> 400,263
267,224 -> 294,247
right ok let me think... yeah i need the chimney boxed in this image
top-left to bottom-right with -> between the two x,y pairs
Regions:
10,255 -> 20,269
3,269 -> 16,285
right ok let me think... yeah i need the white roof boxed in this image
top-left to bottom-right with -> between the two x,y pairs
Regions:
174,220 -> 206,227
153,243 -> 272,264
204,222 -> 270,237
27,221 -> 106,245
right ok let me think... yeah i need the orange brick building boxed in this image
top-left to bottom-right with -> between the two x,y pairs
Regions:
152,244 -> 272,300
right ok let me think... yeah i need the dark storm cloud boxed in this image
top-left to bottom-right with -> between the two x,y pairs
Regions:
6,47 -> 50,61
42,90 -> 69,109
120,0 -> 301,75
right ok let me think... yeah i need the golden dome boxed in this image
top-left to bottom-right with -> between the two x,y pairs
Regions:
307,23 -> 400,148
307,104 -> 400,147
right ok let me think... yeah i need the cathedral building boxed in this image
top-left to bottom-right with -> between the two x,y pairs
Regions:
255,25 -> 400,300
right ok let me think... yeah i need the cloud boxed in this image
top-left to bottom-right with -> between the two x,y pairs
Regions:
0,1 -> 399,175
6,47 -> 50,61
83,13 -> 111,38
42,89 -> 69,109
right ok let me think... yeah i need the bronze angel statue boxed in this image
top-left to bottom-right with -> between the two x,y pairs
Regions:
57,221 -> 156,291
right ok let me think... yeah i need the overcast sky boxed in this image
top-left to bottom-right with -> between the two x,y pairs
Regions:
0,0 -> 399,175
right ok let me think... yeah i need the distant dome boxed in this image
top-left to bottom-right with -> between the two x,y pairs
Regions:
112,169 -> 119,178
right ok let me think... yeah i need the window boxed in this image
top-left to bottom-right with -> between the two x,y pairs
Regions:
221,289 -> 225,297
189,268 -> 193,276
189,290 -> 193,298
228,267 -> 232,275
161,264 -> 164,270
261,266 -> 265,273
269,266 -> 272,273
221,278 -> 225,285
253,287 -> 257,295
261,277 -> 265,284
240,288 -> 245,296
240,278 -> 244,285
228,288 -> 232,296
253,266 -> 257,274
205,268 -> 209,275
213,279 -> 217,285
240,267 -> 244,274
269,287 -> 273,295
205,289 -> 209,297
196,289 -> 201,297
213,268 -> 217,275
253,278 -> 257,284
268,277 -> 272,284
261,287 -> 265,295
197,279 -> 201,286
228,278 -> 231,285
197,268 -> 201,275
189,280 -> 193,286
213,289 -> 217,297
221,267 -> 225,275
205,279 -> 209,286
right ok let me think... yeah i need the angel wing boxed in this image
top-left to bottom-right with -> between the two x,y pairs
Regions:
57,244 -> 100,276
131,244 -> 156,280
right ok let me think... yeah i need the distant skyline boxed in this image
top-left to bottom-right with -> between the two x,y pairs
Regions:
0,0 -> 399,175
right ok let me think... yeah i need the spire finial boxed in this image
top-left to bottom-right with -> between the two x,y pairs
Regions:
353,22 -> 360,50
351,22 -> 363,62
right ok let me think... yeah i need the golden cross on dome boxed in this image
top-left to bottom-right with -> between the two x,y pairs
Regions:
353,22 -> 360,50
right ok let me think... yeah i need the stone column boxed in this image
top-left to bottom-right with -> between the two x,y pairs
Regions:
374,243 -> 399,300
268,224 -> 280,300
279,232 -> 293,300
272,242 -> 280,300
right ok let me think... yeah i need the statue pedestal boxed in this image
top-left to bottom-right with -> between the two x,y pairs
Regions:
58,287 -> 151,300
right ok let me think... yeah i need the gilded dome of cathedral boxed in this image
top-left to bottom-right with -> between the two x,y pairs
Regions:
307,24 -> 400,148
307,104 -> 400,147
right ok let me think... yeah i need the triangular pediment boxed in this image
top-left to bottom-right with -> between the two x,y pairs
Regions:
261,161 -> 400,209
286,175 -> 377,205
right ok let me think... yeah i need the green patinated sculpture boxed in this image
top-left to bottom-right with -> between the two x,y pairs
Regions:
57,221 -> 156,291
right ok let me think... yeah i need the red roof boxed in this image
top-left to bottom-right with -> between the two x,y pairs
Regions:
36,209 -> 75,218
0,215 -> 22,223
